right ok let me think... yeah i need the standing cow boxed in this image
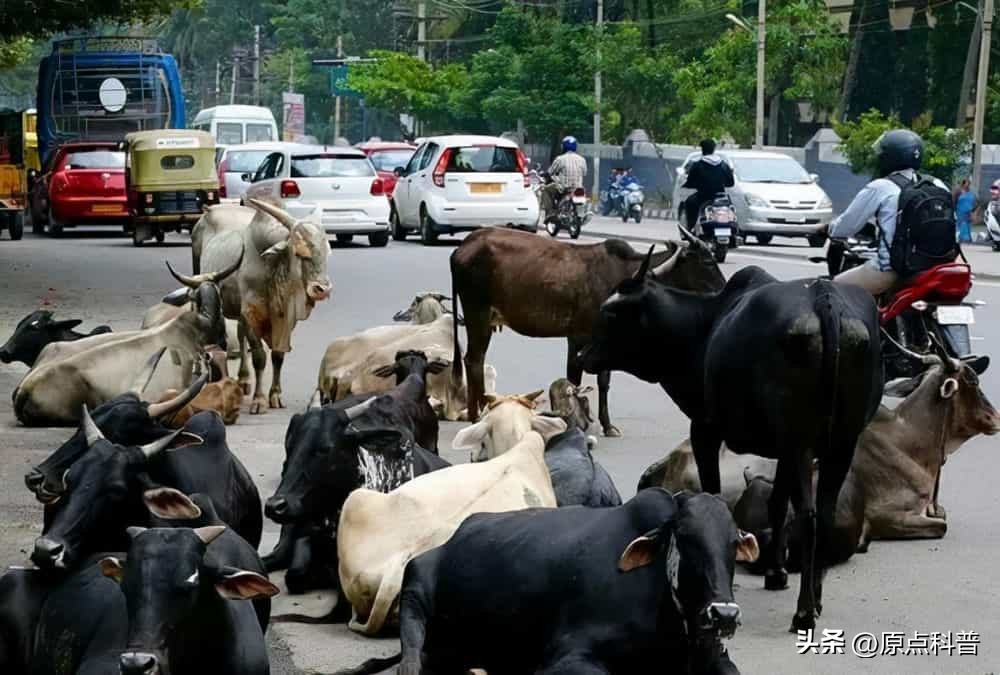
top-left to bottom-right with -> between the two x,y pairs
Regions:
450,228 -> 724,434
193,199 -> 332,413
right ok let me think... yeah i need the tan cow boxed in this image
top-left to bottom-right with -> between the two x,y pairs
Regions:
452,391 -> 567,462
156,377 -> 244,427
337,430 -> 561,636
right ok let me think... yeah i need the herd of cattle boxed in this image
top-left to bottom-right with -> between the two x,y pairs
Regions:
0,196 -> 997,675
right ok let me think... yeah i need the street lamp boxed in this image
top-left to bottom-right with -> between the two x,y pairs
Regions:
725,13 -> 752,32
726,7 -> 766,149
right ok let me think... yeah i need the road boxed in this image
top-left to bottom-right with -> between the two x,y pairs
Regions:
1,225 -> 998,674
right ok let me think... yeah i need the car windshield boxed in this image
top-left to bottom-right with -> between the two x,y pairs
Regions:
446,145 -> 519,173
369,149 -> 414,172
64,151 -> 125,170
226,150 -> 271,173
290,155 -> 375,177
733,157 -> 811,184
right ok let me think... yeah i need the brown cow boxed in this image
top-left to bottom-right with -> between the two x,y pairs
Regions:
156,377 -> 244,427
449,228 -> 724,434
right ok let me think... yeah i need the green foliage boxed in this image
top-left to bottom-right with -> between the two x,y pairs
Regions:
834,109 -> 970,183
1,0 -> 196,40
0,38 -> 35,69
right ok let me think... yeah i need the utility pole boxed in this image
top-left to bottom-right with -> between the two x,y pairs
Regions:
593,0 -> 603,199
754,0 -> 766,148
215,60 -> 221,105
958,4 -> 982,128
334,34 -> 344,142
972,0 -> 994,194
230,56 -> 239,104
417,1 -> 427,62
288,56 -> 294,92
253,25 -> 261,106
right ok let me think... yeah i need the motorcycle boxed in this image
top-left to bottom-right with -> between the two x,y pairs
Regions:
621,183 -> 644,223
984,202 -> 1000,251
812,223 -> 988,379
540,171 -> 590,239
691,193 -> 736,264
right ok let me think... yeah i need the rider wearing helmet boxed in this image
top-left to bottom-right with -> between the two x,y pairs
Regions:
824,128 -> 948,295
541,136 -> 588,223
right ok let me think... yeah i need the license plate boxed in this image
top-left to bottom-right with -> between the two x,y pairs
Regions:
572,196 -> 587,204
936,305 -> 974,325
714,227 -> 731,237
92,204 -> 124,214
470,183 -> 502,194
787,217 -> 807,223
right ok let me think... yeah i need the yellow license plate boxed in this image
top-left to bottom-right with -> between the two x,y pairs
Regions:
470,183 -> 502,194
92,204 -> 124,214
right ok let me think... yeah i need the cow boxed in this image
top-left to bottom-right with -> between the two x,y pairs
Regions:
336,429 -> 562,636
0,310 -> 111,367
339,490 -> 758,675
142,301 -> 243,363
0,565 -> 52,673
31,405 -> 263,571
193,199 -> 332,414
392,291 -> 453,324
452,390 -> 565,463
13,255 -> 240,426
449,227 -> 726,435
547,377 -> 594,437
580,247 -> 882,631
155,377 -> 244,427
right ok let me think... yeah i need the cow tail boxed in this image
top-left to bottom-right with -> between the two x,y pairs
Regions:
814,279 -> 842,463
325,652 -> 402,675
450,251 -> 464,385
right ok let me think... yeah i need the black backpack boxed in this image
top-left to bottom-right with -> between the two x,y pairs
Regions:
884,172 -> 959,277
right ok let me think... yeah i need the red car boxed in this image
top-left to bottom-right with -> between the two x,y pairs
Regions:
30,142 -> 128,235
356,141 -> 417,198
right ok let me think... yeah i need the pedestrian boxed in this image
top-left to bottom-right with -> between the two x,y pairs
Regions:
954,178 -> 977,243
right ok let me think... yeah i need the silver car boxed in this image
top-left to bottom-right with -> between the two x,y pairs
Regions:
673,150 -> 834,247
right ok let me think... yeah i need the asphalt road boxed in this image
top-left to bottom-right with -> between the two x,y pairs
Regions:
1,225 -> 999,674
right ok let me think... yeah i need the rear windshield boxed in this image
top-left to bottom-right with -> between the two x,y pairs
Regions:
446,145 -> 519,173
733,157 -> 811,184
225,150 -> 271,173
369,149 -> 414,172
290,155 -> 375,178
246,123 -> 274,142
216,122 -> 243,145
64,151 -> 125,170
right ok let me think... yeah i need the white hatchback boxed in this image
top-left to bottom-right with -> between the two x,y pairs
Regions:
390,134 -> 539,245
242,144 -> 392,246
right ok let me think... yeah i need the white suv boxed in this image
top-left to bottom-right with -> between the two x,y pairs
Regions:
390,135 -> 539,244
242,144 -> 392,247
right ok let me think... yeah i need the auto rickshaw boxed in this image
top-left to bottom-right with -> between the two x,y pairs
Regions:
0,108 -> 39,241
123,129 -> 220,246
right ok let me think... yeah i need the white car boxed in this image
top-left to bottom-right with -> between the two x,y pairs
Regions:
390,134 -> 539,244
673,150 -> 834,247
241,144 -> 392,247
217,142 -> 295,204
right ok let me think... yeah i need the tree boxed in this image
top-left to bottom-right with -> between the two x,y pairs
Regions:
2,0 -> 193,41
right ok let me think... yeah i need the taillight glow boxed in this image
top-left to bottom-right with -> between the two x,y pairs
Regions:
432,149 -> 452,188
280,180 -> 300,198
516,149 -> 529,188
370,178 -> 385,196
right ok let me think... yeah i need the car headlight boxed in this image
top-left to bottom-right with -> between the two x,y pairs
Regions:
818,195 -> 833,209
745,193 -> 769,208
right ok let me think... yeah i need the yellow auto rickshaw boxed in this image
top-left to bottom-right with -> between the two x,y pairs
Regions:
123,129 -> 220,246
0,108 -> 38,241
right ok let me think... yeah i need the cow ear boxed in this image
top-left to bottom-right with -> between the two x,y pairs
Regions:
452,420 -> 489,451
53,319 -> 83,330
618,528 -> 666,572
212,567 -> 281,600
426,359 -> 450,374
290,230 -> 313,259
884,375 -> 923,399
576,385 -> 594,395
143,487 -> 202,520
262,240 -> 289,259
162,287 -> 192,307
371,364 -> 397,378
530,414 -> 567,440
99,556 -> 124,583
735,530 -> 760,563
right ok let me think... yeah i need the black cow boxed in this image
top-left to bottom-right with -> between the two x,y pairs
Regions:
0,310 -> 112,367
0,566 -> 55,673
338,490 -> 757,675
544,426 -> 622,507
31,406 -> 263,571
580,249 -> 882,631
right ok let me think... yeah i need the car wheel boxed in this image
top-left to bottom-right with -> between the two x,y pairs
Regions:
391,206 -> 406,241
807,233 -> 827,248
369,231 -> 389,247
755,234 -> 772,245
46,207 -> 63,237
569,221 -> 581,239
336,234 -> 354,245
419,207 -> 438,245
9,212 -> 23,240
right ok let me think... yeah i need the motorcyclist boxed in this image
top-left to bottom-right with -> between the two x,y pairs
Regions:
617,167 -> 639,189
822,129 -> 949,295
682,139 -> 735,230
541,136 -> 588,224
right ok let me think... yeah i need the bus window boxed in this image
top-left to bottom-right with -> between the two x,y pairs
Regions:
216,123 -> 243,145
246,123 -> 274,142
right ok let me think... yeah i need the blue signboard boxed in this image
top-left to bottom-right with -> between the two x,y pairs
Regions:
330,65 -> 361,98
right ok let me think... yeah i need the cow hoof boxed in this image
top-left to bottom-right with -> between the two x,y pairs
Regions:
269,393 -> 285,409
240,380 -> 252,396
250,398 -> 267,415
603,424 -> 622,438
764,570 -> 788,591
790,611 -> 817,633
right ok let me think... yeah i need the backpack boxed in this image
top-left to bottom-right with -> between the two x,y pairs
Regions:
884,173 -> 959,277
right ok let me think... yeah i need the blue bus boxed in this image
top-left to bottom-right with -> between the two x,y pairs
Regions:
36,36 -> 185,164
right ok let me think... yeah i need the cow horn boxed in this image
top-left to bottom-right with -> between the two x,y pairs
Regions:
130,347 -> 168,394
138,427 -> 184,458
928,333 -> 960,373
880,328 -> 941,366
81,404 -> 105,447
208,244 -> 244,284
165,260 -> 204,290
677,223 -> 698,243
146,372 -> 209,419
344,397 -> 377,420
634,245 -> 655,280
652,243 -> 684,277
193,525 -> 227,545
247,198 -> 296,230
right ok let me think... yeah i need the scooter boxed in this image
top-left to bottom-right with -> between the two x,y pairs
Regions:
540,171 -> 590,239
691,193 -> 736,263
621,183 -> 644,223
984,203 -> 1000,251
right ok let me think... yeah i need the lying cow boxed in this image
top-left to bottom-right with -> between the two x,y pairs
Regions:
581,245 -> 882,631
337,429 -> 561,635
142,300 -> 244,364
342,490 -> 758,675
13,255 -> 240,426
156,377 -> 243,427
194,199 -> 332,414
0,310 -> 111,367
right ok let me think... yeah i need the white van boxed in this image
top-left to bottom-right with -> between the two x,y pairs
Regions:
191,105 -> 278,148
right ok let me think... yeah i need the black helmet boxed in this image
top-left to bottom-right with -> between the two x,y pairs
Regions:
873,129 -> 923,177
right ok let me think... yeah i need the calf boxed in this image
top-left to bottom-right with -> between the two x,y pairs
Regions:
337,430 -> 558,636
581,247 -> 882,631
342,490 -> 757,675
156,377 -> 243,427
547,377 -> 594,437
0,310 -> 111,367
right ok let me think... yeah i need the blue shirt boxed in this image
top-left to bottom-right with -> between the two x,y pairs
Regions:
956,191 -> 975,225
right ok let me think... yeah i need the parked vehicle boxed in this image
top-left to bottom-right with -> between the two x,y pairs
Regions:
540,171 -> 589,239
984,203 -> 1000,251
241,144 -> 391,247
216,142 -> 291,203
191,105 -> 279,152
28,141 -> 128,236
690,193 -> 736,263
673,149 -> 833,247
390,134 -> 538,245
621,182 -> 644,223
0,108 -> 38,240
356,140 -> 417,198
123,129 -> 220,246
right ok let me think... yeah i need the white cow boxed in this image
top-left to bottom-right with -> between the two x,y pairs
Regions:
337,427 -> 565,636
453,390 -> 567,462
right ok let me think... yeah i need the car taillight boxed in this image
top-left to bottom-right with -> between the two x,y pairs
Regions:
516,149 -> 529,188
217,159 -> 228,198
370,178 -> 385,196
432,148 -> 452,188
280,180 -> 300,198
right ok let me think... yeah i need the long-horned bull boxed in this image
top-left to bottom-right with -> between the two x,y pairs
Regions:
193,198 -> 332,415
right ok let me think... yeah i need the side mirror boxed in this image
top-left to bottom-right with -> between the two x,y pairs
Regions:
394,166 -> 405,177
241,173 -> 252,182
809,173 -> 820,183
